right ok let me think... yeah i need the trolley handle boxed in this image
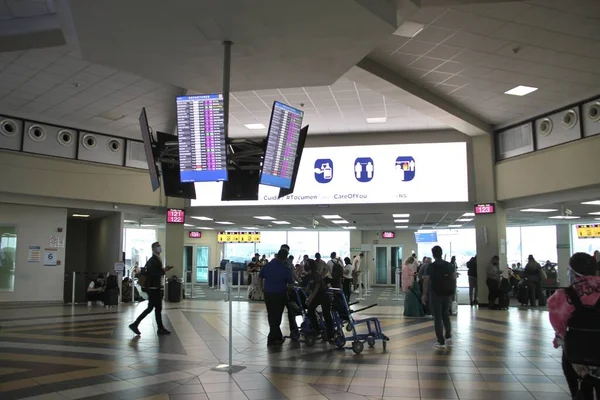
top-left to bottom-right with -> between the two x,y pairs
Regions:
351,303 -> 378,314
348,301 -> 360,306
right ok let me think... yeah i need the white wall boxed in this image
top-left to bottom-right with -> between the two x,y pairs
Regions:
183,230 -> 223,268
0,204 -> 67,303
361,230 -> 418,258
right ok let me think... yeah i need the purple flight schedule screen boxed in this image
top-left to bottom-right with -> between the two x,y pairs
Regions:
176,94 -> 228,182
260,101 -> 304,189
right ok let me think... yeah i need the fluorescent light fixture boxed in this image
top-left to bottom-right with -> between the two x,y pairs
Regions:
343,226 -> 357,230
244,123 -> 266,130
588,212 -> 600,215
548,216 -> 580,219
184,224 -> 194,227
141,224 -> 156,227
582,200 -> 600,205
124,220 -> 137,223
292,227 -> 307,230
396,225 -> 408,229
196,227 -> 214,230
448,225 -> 462,228
322,215 -> 342,219
393,21 -> 425,38
366,117 -> 387,124
462,212 -> 475,217
393,214 -> 410,218
272,221 -> 290,225
505,85 -> 538,96
456,218 -> 473,222
254,216 -> 275,220
520,208 -> 558,213
332,220 -> 349,224
191,216 -> 213,221
394,219 -> 409,223
243,227 -> 259,230
595,218 -> 600,221
215,221 -> 235,225
72,214 -> 89,218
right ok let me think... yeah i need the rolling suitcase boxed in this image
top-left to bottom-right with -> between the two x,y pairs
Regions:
104,288 -> 119,307
517,280 -> 529,306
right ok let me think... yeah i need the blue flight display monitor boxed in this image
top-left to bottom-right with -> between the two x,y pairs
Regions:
260,101 -> 304,189
176,94 -> 228,182
414,231 -> 438,243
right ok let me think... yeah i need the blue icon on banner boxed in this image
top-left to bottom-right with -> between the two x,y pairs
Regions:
395,156 -> 416,182
354,157 -> 374,182
314,159 -> 333,183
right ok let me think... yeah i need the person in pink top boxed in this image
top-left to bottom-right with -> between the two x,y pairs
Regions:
548,252 -> 600,399
402,256 -> 417,292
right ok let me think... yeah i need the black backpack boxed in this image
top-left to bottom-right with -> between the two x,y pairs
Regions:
564,286 -> 600,366
431,260 -> 457,296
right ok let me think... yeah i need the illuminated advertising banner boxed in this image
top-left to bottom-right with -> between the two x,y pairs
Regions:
191,142 -> 468,206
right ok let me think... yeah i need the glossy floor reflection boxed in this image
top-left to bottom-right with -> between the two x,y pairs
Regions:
0,300 -> 569,400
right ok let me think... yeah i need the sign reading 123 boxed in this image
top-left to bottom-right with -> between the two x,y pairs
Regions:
167,208 -> 185,224
474,203 -> 495,215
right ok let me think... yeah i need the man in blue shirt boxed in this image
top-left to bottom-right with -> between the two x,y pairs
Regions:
259,249 -> 293,346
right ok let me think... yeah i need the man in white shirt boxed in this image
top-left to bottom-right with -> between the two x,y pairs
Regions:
353,253 -> 364,293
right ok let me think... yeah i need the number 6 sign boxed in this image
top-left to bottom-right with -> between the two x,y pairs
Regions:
44,249 -> 58,266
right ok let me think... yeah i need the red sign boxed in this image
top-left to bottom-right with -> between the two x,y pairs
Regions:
188,231 -> 202,238
166,208 -> 185,224
382,231 -> 395,239
474,203 -> 495,215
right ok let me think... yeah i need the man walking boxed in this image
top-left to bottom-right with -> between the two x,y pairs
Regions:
467,256 -> 478,305
259,249 -> 293,346
129,242 -> 172,336
422,245 -> 456,349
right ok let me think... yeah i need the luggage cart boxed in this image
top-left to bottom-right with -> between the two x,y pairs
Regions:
285,285 -> 327,347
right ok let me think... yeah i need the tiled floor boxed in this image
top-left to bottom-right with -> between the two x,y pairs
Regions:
0,299 -> 569,400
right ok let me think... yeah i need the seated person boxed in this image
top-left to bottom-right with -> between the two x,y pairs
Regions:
87,274 -> 105,306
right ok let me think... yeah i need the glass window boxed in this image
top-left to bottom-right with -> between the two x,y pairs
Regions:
123,228 -> 156,273
572,225 -> 600,255
0,225 -> 17,292
196,246 -> 210,283
256,231 -> 287,260
520,226 -> 557,266
287,231 -> 318,262
223,243 -> 255,263
318,231 -> 350,259
506,227 -> 522,267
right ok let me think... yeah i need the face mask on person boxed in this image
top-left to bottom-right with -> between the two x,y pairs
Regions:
567,267 -> 583,285
155,246 -> 162,254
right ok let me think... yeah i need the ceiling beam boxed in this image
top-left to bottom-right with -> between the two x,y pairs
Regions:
350,57 -> 492,136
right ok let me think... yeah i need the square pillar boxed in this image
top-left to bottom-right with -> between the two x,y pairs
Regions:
475,205 -> 507,306
556,224 -> 572,286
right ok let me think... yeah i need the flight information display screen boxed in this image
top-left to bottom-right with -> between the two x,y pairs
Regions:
260,101 -> 304,189
177,94 -> 228,183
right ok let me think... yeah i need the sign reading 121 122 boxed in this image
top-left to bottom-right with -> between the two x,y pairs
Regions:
166,208 -> 185,224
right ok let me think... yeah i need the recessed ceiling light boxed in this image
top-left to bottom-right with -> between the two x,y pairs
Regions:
215,221 -> 235,225
72,214 -> 89,218
141,224 -> 156,227
332,220 -> 349,224
272,221 -> 290,225
243,226 -> 259,230
184,224 -> 194,227
393,21 -> 425,38
548,216 -> 580,219
595,218 -> 600,221
505,85 -> 538,96
448,224 -> 462,228
124,220 -> 137,223
343,226 -> 357,230
396,225 -> 408,229
456,218 -> 473,222
588,212 -> 600,215
254,216 -> 275,220
393,214 -> 410,218
521,208 -> 558,213
462,213 -> 475,217
394,219 -> 409,223
191,216 -> 213,221
292,227 -> 307,230
244,123 -> 266,130
196,226 -> 214,230
582,200 -> 600,205
366,117 -> 387,124
322,215 -> 342,219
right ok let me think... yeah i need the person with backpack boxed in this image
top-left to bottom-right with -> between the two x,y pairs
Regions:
548,252 -> 600,399
467,256 -> 478,306
524,255 -> 546,307
129,242 -> 173,336
328,252 -> 344,289
422,245 -> 456,349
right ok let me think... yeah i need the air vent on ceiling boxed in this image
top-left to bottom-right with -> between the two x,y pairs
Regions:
0,119 -> 18,137
28,124 -> 46,142
82,133 -> 97,150
538,118 -> 553,136
587,102 -> 600,122
562,109 -> 578,129
107,139 -> 121,153
57,129 -> 74,146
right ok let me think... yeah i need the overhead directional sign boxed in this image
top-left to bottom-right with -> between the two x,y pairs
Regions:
576,224 -> 600,239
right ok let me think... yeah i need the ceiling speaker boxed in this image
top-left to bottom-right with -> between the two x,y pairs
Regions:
28,124 -> 46,142
562,109 -> 578,129
0,119 -> 18,137
538,118 -> 553,136
107,138 -> 121,153
82,133 -> 97,150
57,129 -> 74,146
587,102 -> 600,122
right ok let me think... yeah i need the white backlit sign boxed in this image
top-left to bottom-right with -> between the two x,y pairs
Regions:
191,142 -> 468,206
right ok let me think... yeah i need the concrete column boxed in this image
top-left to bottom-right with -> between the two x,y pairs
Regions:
163,198 -> 185,301
471,135 -> 506,306
556,224 -> 572,286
